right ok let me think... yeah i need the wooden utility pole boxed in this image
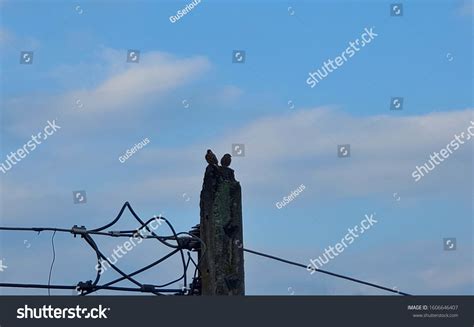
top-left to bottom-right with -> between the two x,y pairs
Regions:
199,163 -> 245,295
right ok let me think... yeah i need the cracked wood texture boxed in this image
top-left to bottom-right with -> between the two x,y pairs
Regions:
199,164 -> 245,295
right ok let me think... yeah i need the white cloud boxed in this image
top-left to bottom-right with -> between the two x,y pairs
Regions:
2,107 -> 472,224
3,49 -> 211,135
226,108 -> 473,196
99,107 -> 474,206
85,51 -> 210,113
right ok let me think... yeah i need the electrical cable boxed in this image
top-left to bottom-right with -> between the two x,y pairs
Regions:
47,231 -> 57,296
0,202 -> 411,296
243,248 -> 411,296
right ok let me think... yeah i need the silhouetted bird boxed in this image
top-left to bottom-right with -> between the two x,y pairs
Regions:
220,154 -> 232,167
205,149 -> 218,165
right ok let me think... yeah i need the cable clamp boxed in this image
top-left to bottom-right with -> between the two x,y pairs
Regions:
71,225 -> 87,237
140,284 -> 156,293
76,280 -> 94,294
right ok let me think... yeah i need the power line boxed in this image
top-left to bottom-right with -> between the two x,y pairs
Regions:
243,248 -> 411,296
0,202 -> 411,296
0,202 -> 204,296
0,282 -> 182,294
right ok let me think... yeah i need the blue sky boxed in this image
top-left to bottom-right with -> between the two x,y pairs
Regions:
0,0 -> 473,295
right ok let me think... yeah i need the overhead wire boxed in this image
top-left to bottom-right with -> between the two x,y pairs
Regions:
243,248 -> 411,296
0,202 -> 411,296
47,230 -> 57,296
0,202 -> 203,296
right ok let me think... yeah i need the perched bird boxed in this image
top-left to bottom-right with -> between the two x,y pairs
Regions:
220,153 -> 232,167
205,149 -> 218,165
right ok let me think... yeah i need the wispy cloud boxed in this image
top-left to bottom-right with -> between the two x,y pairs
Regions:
2,106 -> 472,226
84,51 -> 210,113
0,28 -> 40,50
3,49 -> 211,135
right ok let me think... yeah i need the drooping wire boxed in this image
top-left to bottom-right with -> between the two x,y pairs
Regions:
123,205 -> 189,288
0,202 -> 205,296
82,248 -> 181,296
187,252 -> 200,295
80,202 -> 202,294
85,202 -> 189,290
81,233 -> 159,295
47,230 -> 57,296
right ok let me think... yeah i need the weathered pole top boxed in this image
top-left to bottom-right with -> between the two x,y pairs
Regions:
199,150 -> 245,295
